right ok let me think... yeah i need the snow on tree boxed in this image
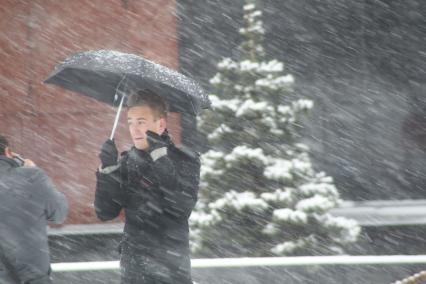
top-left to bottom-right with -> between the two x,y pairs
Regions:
190,0 -> 360,257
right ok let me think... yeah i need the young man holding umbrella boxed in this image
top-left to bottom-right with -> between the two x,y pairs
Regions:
95,89 -> 200,284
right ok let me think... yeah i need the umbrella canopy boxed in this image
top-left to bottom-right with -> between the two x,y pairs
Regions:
44,50 -> 210,115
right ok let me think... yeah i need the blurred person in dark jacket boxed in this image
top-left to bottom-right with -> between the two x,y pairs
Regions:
95,89 -> 200,284
0,135 -> 68,284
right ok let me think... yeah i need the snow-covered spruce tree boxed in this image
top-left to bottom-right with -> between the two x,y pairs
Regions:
190,0 -> 360,257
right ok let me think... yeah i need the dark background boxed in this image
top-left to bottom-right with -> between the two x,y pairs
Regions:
178,0 -> 426,201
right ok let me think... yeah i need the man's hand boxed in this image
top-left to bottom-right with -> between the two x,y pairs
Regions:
146,131 -> 170,163
23,159 -> 36,167
146,131 -> 168,152
99,139 -> 118,168
11,152 -> 34,167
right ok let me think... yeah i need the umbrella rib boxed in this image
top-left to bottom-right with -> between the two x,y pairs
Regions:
184,89 -> 197,115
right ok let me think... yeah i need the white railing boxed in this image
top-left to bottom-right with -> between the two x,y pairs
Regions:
52,255 -> 426,272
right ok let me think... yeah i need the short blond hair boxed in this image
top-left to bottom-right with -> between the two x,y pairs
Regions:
126,89 -> 168,119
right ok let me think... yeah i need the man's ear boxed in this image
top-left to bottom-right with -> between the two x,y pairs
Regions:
159,117 -> 167,134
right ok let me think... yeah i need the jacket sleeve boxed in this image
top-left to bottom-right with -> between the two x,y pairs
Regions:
149,149 -> 200,220
94,163 -> 124,221
30,168 -> 68,224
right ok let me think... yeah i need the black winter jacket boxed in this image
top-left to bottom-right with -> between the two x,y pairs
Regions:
95,140 -> 200,283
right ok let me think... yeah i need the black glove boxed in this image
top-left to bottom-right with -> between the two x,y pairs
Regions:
146,131 -> 168,152
99,139 -> 118,168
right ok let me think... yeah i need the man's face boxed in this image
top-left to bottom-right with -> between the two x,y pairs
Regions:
127,105 -> 166,150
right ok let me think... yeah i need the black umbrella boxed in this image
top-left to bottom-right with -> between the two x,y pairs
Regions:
44,50 -> 210,139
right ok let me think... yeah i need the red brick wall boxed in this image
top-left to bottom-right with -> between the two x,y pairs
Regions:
0,0 -> 180,224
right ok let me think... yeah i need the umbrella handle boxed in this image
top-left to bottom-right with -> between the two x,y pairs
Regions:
110,94 -> 125,140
